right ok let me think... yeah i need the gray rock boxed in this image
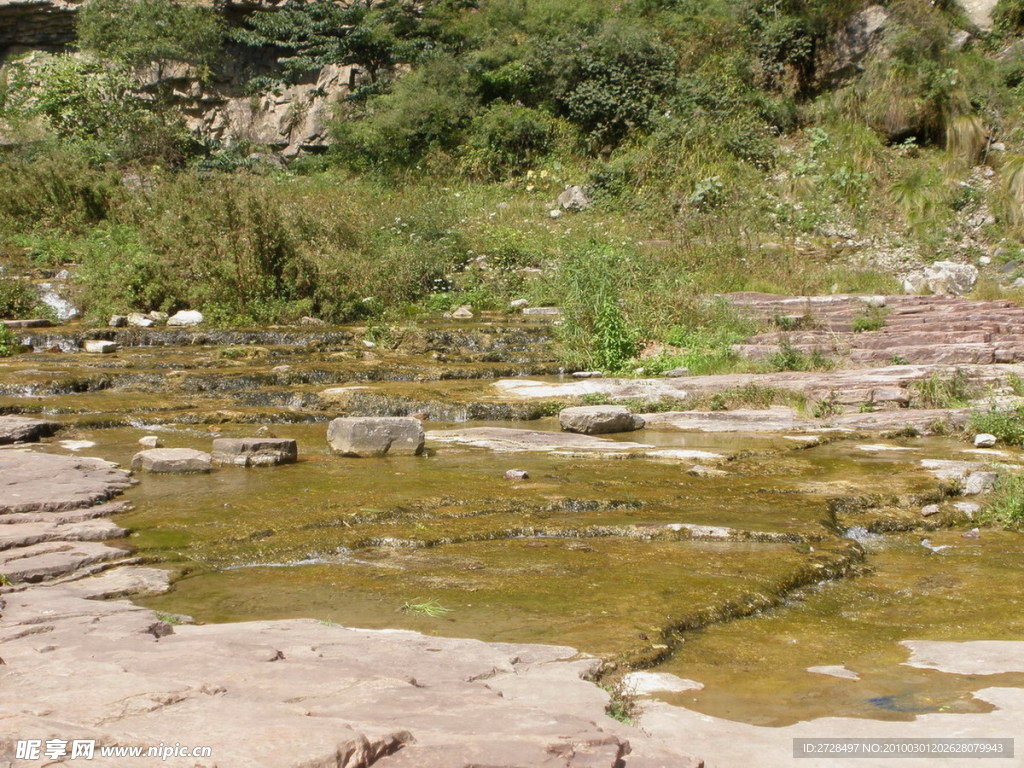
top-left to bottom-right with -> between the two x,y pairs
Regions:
504,469 -> 530,481
559,405 -> 645,435
83,340 -> 118,354
327,417 -> 425,457
108,315 -> 128,327
509,299 -> 530,309
127,312 -> 155,328
211,437 -> 298,467
138,435 -> 162,448
974,433 -> 997,447
452,305 -> 474,319
903,261 -> 978,296
522,306 -> 562,317
820,5 -> 888,83
663,367 -> 692,377
300,316 -> 325,326
950,29 -> 971,51
148,311 -> 169,324
557,185 -> 590,211
953,501 -> 980,518
963,471 -> 998,495
920,504 -> 941,517
572,371 -> 604,379
131,448 -> 212,474
167,310 -> 204,327
0,415 -> 61,445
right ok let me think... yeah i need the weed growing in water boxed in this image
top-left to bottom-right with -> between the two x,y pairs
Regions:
979,471 -> 1024,530
400,598 -> 453,618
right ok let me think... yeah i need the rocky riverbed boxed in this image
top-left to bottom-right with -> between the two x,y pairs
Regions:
3,299 -> 1024,767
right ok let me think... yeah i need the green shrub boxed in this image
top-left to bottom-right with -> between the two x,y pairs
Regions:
77,0 -> 224,76
331,58 -> 476,170
556,21 -> 677,149
969,405 -> 1024,445
0,325 -> 22,357
993,0 -> 1024,32
460,103 -> 556,179
554,242 -> 638,371
0,279 -> 43,320
979,471 -> 1024,529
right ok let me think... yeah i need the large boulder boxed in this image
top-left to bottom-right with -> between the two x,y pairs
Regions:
327,417 -> 425,457
211,437 -> 298,467
558,405 -> 645,435
131,448 -> 212,474
903,261 -> 978,296
819,5 -> 889,85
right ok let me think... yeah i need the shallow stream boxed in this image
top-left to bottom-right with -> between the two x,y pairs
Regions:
6,322 -> 1024,727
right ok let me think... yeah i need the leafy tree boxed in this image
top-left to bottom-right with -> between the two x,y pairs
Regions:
77,0 -> 224,77
233,0 -> 422,89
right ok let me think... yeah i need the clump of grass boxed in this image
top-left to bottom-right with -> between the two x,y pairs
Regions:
911,369 -> 977,408
765,339 -> 834,372
968,405 -> 1024,445
851,306 -> 889,333
600,681 -> 637,725
1005,372 -> 1024,397
978,471 -> 1024,529
399,598 -> 452,618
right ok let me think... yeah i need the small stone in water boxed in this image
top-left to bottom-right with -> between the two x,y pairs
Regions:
504,469 -> 529,480
452,305 -> 473,319
962,527 -> 981,539
83,340 -> 118,354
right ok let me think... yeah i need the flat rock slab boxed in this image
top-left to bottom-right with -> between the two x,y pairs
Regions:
131,448 -> 213,474
60,565 -> 173,599
622,671 -> 704,695
327,416 -> 424,457
902,640 -> 1024,675
559,405 -> 645,434
429,427 -> 725,464
211,437 -> 298,467
0,540 -> 129,583
0,451 -> 131,514
0,518 -> 125,551
0,586 -> 702,768
641,407 -> 970,435
0,415 -> 61,445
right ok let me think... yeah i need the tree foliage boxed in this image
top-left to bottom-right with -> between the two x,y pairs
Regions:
77,0 -> 224,75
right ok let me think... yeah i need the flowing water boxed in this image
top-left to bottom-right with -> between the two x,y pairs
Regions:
6,320 -> 1024,727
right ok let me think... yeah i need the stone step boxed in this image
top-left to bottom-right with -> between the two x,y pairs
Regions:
0,540 -> 130,584
0,518 -> 126,551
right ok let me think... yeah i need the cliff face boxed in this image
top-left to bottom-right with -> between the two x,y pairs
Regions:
0,0 -> 352,156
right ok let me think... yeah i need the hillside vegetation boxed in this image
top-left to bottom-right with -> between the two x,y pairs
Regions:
4,0 -> 1024,369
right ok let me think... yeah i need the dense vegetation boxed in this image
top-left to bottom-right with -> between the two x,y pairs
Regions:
4,0 -> 1024,369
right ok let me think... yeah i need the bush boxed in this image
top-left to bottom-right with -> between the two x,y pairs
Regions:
912,369 -> 977,408
460,102 -> 556,179
969,405 -> 1024,445
77,0 -> 224,76
556,22 -> 677,149
0,325 -> 23,356
0,279 -> 42,320
993,0 -> 1024,32
331,58 -> 476,170
553,242 -> 638,371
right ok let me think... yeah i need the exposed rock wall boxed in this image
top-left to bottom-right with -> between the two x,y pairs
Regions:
0,0 -> 354,156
